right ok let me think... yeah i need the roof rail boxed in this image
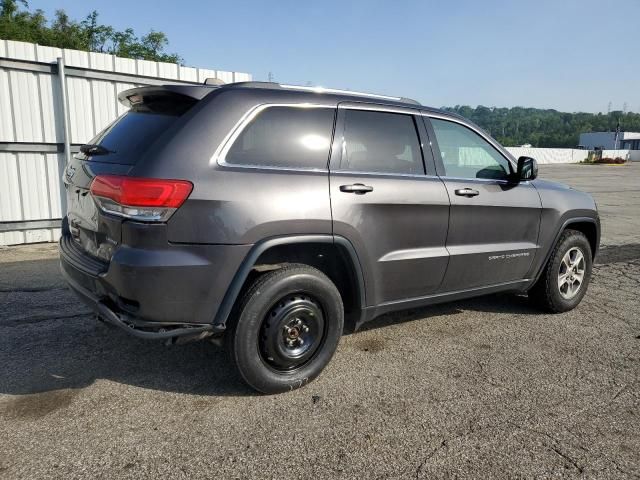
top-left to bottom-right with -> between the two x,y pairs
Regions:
279,84 -> 421,105
219,81 -> 421,106
219,81 -> 280,89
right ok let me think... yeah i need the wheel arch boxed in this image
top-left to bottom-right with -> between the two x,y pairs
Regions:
563,219 -> 599,258
213,235 -> 366,330
530,216 -> 600,287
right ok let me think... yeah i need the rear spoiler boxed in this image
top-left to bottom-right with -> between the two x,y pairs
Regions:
117,84 -> 218,108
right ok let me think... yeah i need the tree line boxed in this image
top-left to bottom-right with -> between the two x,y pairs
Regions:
443,105 -> 640,148
0,0 -> 181,63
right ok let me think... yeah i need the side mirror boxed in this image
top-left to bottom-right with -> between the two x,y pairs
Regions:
516,156 -> 538,181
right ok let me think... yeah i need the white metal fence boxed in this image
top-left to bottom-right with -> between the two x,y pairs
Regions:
506,147 -> 640,164
0,39 -> 251,246
505,147 -> 588,164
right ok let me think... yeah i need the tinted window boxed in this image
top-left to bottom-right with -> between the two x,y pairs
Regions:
225,106 -> 335,169
430,118 -> 512,180
77,94 -> 196,165
340,110 -> 423,175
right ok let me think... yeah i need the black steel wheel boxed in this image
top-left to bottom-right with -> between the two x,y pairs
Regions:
260,294 -> 325,371
226,264 -> 344,394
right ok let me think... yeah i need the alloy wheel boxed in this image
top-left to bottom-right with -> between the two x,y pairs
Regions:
558,247 -> 586,300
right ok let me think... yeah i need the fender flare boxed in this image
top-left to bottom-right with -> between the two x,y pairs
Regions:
529,216 -> 600,287
212,234 -> 367,327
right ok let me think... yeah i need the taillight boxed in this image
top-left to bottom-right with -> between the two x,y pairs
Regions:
90,175 -> 193,222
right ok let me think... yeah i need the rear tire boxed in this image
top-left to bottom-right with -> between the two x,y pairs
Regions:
529,229 -> 592,312
225,264 -> 344,394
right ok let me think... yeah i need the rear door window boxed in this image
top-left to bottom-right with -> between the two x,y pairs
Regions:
225,106 -> 336,169
339,109 -> 424,175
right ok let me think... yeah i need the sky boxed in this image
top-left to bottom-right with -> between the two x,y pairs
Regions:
35,0 -> 640,113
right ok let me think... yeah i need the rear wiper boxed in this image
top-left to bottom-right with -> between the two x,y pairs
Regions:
80,144 -> 116,155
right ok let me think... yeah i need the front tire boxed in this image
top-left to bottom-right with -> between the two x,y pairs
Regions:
226,264 -> 344,394
529,229 -> 593,312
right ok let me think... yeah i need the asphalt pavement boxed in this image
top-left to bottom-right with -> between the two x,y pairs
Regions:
0,163 -> 638,479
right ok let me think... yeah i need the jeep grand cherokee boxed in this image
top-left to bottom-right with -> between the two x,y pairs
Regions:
60,82 -> 600,393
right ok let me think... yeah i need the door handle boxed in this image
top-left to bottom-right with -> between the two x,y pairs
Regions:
340,183 -> 374,195
455,188 -> 479,197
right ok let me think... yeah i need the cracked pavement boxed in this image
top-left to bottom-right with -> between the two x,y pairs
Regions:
1,164 -> 639,479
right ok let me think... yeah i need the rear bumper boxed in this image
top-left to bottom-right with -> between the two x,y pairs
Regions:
60,263 -> 223,340
59,228 -> 252,334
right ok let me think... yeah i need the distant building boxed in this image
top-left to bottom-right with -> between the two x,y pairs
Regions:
579,131 -> 640,150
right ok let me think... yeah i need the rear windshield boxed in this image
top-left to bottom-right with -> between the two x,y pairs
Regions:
76,94 -> 195,165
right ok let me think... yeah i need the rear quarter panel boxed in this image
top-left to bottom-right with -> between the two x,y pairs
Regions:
132,89 -> 336,244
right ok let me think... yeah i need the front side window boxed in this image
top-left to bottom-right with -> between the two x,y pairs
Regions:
340,109 -> 424,175
430,118 -> 512,180
225,106 -> 335,169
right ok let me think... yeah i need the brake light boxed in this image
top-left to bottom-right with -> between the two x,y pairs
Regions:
90,175 -> 193,222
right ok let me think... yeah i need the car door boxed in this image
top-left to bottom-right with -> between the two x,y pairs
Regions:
424,114 -> 542,291
329,103 -> 450,307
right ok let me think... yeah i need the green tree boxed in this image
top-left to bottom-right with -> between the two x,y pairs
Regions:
0,0 -> 183,63
443,105 -> 640,148
81,10 -> 114,53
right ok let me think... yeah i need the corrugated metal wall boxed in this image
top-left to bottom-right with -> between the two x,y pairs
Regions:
0,39 -> 251,246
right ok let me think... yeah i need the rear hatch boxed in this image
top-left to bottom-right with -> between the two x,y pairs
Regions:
63,85 -> 210,262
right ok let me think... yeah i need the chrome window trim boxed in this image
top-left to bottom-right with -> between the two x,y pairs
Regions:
329,172 -> 528,184
211,103 -> 520,180
439,176 -> 529,185
330,170 -> 438,179
216,163 -> 328,174
211,103 -> 335,170
422,112 -> 517,170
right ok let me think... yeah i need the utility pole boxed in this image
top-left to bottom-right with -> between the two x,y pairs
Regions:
268,71 -> 274,82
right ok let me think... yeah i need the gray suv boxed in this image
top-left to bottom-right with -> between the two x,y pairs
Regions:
60,82 -> 600,393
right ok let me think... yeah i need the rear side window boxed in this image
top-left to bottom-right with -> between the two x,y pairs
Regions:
340,109 -> 424,175
77,94 -> 196,165
225,106 -> 335,169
